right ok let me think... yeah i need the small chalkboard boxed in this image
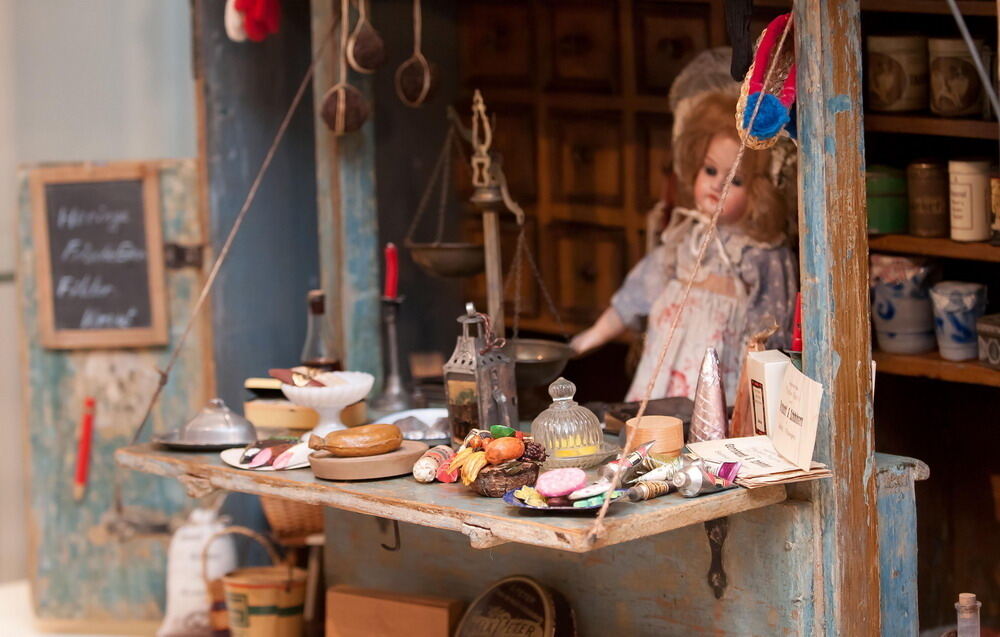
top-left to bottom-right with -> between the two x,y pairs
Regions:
31,163 -> 168,348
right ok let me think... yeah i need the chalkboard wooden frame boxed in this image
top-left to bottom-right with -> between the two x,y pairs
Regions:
30,162 -> 169,349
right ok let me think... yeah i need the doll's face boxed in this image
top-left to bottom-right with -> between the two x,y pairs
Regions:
693,134 -> 749,224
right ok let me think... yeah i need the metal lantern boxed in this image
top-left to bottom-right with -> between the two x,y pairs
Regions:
443,302 -> 518,444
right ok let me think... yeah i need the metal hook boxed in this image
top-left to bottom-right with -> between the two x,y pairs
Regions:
378,518 -> 401,551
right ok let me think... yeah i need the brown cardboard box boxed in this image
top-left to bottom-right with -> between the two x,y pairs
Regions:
326,586 -> 465,637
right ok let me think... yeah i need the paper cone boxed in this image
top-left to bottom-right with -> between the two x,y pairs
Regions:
689,348 -> 728,443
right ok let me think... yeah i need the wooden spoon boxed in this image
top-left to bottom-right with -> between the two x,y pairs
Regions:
395,0 -> 435,107
346,0 -> 385,74
322,0 -> 371,134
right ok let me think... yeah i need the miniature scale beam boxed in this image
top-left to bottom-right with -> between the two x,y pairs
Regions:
115,444 -> 787,553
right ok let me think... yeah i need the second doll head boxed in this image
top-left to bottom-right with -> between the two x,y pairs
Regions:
673,91 -> 788,243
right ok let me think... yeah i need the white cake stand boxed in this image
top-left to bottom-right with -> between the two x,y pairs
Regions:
281,371 -> 374,439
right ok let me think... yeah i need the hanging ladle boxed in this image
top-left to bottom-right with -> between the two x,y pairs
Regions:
395,0 -> 435,107
321,0 -> 370,134
346,0 -> 385,74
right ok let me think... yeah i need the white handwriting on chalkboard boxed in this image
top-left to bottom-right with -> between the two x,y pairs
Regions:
59,239 -> 146,265
56,274 -> 114,299
80,307 -> 138,329
56,205 -> 131,233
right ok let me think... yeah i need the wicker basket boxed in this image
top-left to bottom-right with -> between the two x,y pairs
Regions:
260,495 -> 324,544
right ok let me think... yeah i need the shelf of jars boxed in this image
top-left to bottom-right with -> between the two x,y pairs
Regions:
864,113 -> 999,140
868,234 -> 1000,262
873,350 -> 1000,388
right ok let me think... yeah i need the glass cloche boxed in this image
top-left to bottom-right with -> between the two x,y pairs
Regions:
531,377 -> 612,469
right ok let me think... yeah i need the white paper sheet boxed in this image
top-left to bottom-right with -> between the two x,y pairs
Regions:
770,364 -> 824,471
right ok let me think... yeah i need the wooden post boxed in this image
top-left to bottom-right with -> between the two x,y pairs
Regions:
310,0 -> 382,380
794,0 -> 881,634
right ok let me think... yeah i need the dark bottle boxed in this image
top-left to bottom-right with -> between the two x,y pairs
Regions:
301,290 -> 342,371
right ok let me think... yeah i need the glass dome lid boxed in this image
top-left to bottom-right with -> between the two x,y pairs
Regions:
530,377 -> 605,467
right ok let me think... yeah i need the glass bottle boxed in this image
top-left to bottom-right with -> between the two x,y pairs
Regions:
530,377 -> 603,467
301,290 -> 341,371
955,593 -> 981,637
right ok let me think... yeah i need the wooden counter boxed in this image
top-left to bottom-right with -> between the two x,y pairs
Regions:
116,443 -> 787,553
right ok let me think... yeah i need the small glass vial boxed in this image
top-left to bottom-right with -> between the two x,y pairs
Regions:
531,377 -> 603,467
955,592 -> 981,637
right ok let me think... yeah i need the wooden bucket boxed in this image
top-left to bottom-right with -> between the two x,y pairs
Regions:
202,526 -> 305,637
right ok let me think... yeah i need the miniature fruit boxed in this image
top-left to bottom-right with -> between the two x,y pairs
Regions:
449,447 -> 475,472
490,425 -> 516,438
522,441 -> 546,461
485,437 -> 525,465
461,452 -> 489,486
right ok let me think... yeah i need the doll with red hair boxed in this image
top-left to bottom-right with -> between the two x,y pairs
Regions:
571,90 -> 797,403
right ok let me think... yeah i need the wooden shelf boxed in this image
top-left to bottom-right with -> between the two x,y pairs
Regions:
756,0 -> 995,13
868,234 -> 1000,262
116,443 -> 787,553
861,0 -> 996,15
874,350 -> 1000,387
864,113 -> 999,140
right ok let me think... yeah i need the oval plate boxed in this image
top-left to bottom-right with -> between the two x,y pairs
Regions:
153,431 -> 253,451
502,489 -> 628,512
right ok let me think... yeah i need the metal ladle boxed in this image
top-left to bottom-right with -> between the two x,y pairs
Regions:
321,0 -> 370,134
395,0 -> 434,107
345,0 -> 385,74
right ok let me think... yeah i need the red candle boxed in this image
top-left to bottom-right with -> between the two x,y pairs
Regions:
383,242 -> 398,299
73,397 -> 96,501
790,292 -> 803,352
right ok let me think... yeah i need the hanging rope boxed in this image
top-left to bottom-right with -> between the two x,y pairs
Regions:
586,14 -> 796,544
127,25 -> 337,448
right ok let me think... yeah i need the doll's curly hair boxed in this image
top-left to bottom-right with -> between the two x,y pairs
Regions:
673,91 -> 788,243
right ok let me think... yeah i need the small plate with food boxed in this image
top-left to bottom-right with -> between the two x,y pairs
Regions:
221,438 -> 312,471
307,423 -> 428,480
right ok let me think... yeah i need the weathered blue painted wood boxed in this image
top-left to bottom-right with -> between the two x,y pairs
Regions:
195,1 -> 320,407
794,0 -> 881,633
18,160 -> 205,623
876,452 -> 929,637
324,501 -> 817,636
310,0 -> 382,384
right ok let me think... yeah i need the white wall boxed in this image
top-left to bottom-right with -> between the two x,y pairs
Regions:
0,0 -> 195,583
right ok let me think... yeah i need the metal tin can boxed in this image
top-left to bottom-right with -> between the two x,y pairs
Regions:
906,161 -> 949,237
949,159 -> 992,242
977,314 -> 1000,369
867,35 -> 928,112
867,165 -> 908,235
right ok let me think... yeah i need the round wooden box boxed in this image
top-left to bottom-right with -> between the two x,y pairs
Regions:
308,440 -> 428,480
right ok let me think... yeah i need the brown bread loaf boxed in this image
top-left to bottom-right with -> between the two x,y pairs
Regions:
308,424 -> 402,457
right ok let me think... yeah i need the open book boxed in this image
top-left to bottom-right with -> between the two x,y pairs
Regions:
687,364 -> 831,488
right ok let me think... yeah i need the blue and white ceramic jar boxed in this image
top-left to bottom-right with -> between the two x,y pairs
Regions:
930,281 -> 987,361
870,255 -> 937,354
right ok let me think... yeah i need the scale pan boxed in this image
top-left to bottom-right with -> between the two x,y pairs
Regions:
507,338 -> 574,388
408,242 -> 485,278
